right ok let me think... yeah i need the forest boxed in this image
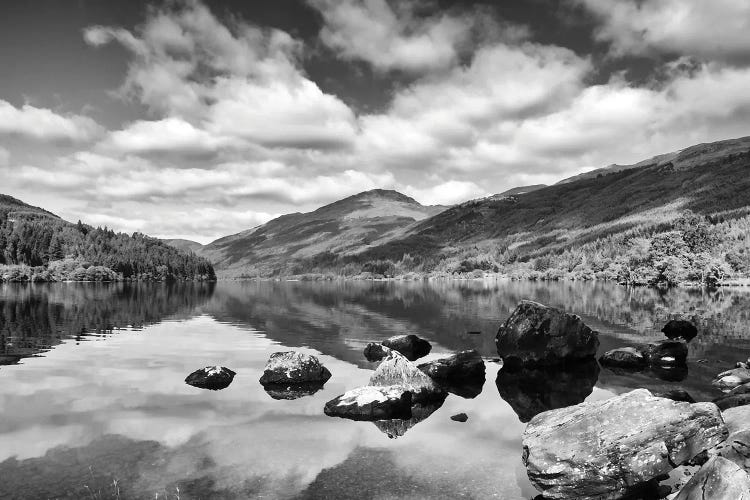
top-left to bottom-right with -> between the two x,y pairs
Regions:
0,207 -> 215,282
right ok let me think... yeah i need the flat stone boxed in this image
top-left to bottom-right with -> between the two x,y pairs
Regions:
323,385 -> 412,421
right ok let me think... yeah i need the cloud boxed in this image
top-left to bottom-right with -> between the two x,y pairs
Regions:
0,99 -> 102,143
575,0 -> 750,62
0,147 -> 8,166
101,118 -> 236,156
309,0 -> 477,73
85,0 -> 357,151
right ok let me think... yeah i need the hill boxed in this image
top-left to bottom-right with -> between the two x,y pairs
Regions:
495,184 -> 548,196
350,135 -> 750,284
0,194 -> 215,282
200,189 -> 446,277
162,239 -> 204,253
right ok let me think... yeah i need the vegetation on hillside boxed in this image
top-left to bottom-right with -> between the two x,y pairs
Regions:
0,198 -> 215,282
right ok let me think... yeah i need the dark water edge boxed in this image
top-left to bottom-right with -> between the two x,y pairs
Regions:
0,280 -> 749,499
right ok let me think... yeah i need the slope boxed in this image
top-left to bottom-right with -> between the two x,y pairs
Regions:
201,189 -> 446,277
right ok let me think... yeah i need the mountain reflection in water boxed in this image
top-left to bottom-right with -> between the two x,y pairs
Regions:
0,280 -> 749,499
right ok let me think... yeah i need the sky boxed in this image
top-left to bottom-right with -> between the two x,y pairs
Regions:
2,0 -> 750,244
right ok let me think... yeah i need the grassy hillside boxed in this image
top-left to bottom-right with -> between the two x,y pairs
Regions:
253,135 -> 750,285
201,189 -> 446,277
0,194 -> 215,282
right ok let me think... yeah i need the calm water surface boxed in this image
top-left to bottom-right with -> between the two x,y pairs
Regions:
1,280 -> 749,499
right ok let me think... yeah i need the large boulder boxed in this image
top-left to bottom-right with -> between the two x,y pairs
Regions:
713,367 -> 750,390
259,351 -> 331,385
369,351 -> 444,403
496,359 -> 599,423
495,300 -> 599,368
184,366 -> 236,390
641,339 -> 688,367
673,456 -> 750,499
381,335 -> 432,361
522,389 -> 727,500
709,406 -> 750,472
363,342 -> 392,362
599,347 -> 647,370
323,386 -> 412,421
662,319 -> 698,342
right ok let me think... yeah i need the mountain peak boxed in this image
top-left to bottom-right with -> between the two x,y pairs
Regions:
348,189 -> 419,204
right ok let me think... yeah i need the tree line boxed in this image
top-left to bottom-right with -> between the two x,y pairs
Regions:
0,211 -> 215,282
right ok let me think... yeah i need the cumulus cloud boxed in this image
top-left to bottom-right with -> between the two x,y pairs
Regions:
0,99 -> 102,143
5,0 -> 750,244
85,0 -> 357,152
309,0 -> 478,73
575,0 -> 750,62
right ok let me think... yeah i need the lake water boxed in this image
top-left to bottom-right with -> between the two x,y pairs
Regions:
1,280 -> 749,499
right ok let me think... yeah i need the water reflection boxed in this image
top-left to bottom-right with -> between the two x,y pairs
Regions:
0,280 -> 750,499
496,360 -> 600,423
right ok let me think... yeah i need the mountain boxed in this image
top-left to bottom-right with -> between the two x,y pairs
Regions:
353,134 -> 750,284
200,189 -> 446,277
162,239 -> 204,253
0,194 -> 215,282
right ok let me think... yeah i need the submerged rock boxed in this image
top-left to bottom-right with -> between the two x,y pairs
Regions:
496,359 -> 599,423
381,334 -> 432,361
641,339 -> 688,367
713,367 -> 750,390
495,300 -> 599,368
185,366 -> 236,390
450,413 -> 468,422
363,343 -> 392,362
263,382 -> 326,400
418,350 -> 485,397
599,347 -> 647,370
673,456 -> 750,499
662,319 -> 698,342
522,389 -> 727,500
324,386 -> 412,421
259,351 -> 331,385
369,351 -> 445,403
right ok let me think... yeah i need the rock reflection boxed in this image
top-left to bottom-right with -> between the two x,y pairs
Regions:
262,382 -> 327,400
373,394 -> 448,439
495,360 -> 600,423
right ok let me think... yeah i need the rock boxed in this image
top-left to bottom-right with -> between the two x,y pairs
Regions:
673,456 -> 750,499
599,347 -> 648,370
496,359 -> 599,423
259,351 -> 331,385
736,358 -> 750,369
184,366 -> 236,390
657,389 -> 696,404
641,339 -> 688,367
369,351 -> 444,403
495,300 -> 599,368
662,320 -> 698,342
381,334 -> 432,361
713,367 -> 750,390
263,382 -> 326,400
714,393 -> 750,411
323,386 -> 412,421
373,397 -> 446,438
363,343 -> 392,362
708,406 -> 750,473
450,413 -> 468,422
418,349 -> 485,385
522,389 -> 728,500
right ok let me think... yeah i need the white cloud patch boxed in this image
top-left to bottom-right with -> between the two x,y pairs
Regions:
0,99 -> 102,143
576,0 -> 750,62
309,0 -> 477,73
